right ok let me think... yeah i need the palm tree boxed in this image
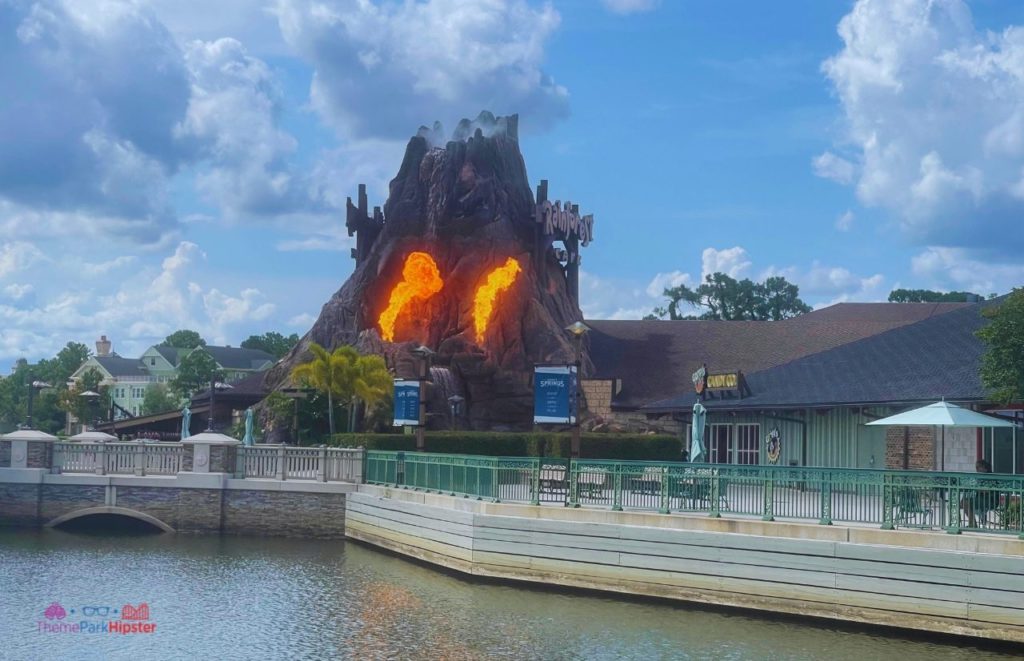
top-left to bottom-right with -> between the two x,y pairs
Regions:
290,344 -> 392,435
349,354 -> 392,432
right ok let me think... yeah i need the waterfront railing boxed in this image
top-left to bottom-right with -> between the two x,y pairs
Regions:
54,442 -> 185,476
365,451 -> 1024,537
53,442 -> 363,483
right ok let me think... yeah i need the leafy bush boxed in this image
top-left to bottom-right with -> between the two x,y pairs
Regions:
328,431 -> 680,460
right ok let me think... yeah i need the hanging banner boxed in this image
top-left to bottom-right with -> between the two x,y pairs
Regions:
393,380 -> 421,427
533,365 -> 577,424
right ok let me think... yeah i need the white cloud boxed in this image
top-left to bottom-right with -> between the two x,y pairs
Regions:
276,234 -> 351,252
275,0 -> 569,140
835,210 -> 855,231
80,256 -> 137,277
821,0 -> 1024,252
813,151 -> 856,185
911,246 -> 1024,295
645,270 -> 691,298
0,242 -> 46,277
3,283 -> 33,301
701,246 -> 751,281
601,0 -> 661,15
288,312 -> 316,328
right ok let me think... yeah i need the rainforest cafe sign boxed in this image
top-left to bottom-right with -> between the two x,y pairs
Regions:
537,200 -> 594,246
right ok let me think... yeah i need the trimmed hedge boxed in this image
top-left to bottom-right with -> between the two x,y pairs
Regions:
328,431 -> 681,461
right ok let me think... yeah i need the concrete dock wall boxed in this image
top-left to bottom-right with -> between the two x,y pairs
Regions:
347,485 -> 1024,643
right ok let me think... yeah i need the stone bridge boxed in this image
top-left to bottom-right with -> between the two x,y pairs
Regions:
0,430 -> 360,538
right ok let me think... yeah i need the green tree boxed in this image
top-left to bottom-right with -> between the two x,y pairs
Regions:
160,330 -> 206,349
290,344 -> 392,435
169,348 -> 223,401
653,273 -> 811,320
142,383 -> 179,415
888,288 -> 981,303
241,332 -> 300,359
976,289 -> 1024,404
59,367 -> 108,427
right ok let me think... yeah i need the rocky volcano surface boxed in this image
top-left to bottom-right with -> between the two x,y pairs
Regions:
268,112 -> 589,429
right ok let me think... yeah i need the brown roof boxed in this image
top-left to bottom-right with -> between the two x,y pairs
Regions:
585,302 -> 973,409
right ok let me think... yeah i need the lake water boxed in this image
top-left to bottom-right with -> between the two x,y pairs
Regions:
0,526 -> 1017,660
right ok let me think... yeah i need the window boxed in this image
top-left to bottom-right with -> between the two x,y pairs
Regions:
150,357 -> 156,366
735,424 -> 761,465
708,424 -> 732,464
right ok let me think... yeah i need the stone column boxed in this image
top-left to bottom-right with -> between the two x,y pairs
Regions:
182,432 -> 241,474
1,429 -> 57,469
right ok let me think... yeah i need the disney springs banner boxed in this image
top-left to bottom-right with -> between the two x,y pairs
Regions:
533,365 -> 577,424
393,380 -> 421,427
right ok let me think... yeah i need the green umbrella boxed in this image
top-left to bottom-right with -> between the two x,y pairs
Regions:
690,402 -> 707,463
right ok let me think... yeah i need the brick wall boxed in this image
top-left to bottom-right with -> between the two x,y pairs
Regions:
885,426 -> 936,470
224,490 -> 347,538
0,483 -> 41,526
581,380 -> 613,416
0,441 -> 9,467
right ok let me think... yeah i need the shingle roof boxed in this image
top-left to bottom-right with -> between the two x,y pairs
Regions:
586,302 -> 970,409
154,346 -> 186,366
642,300 -> 993,412
94,356 -> 147,378
203,346 -> 275,370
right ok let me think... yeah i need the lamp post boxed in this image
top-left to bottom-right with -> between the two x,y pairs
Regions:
447,395 -> 465,432
25,380 -> 52,430
565,321 -> 590,459
79,390 -> 101,432
206,379 -> 233,432
410,345 -> 435,452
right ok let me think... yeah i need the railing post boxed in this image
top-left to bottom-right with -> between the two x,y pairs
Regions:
881,473 -> 894,530
658,467 -> 670,515
569,460 -> 580,508
95,443 -> 106,476
762,467 -> 775,522
709,470 -> 721,518
134,443 -> 145,476
530,460 -> 540,506
612,468 -> 623,512
276,445 -> 286,481
234,446 -> 245,479
318,446 -> 327,482
946,478 -> 961,535
819,470 -> 833,526
51,444 -> 62,475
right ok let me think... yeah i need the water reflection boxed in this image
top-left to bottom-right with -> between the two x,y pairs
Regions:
0,529 -> 1016,660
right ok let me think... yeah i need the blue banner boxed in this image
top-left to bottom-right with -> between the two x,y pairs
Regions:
533,365 -> 576,424
393,380 -> 421,426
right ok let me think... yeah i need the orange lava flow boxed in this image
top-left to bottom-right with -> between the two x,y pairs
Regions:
473,257 -> 522,343
378,252 -> 444,342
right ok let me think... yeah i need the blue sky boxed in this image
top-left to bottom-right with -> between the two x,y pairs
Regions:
3,0 -> 1024,365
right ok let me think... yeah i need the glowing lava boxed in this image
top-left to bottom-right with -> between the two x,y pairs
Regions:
378,252 -> 444,342
473,257 -> 522,343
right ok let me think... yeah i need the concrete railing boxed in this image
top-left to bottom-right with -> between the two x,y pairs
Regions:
237,446 -> 363,483
54,442 -> 185,476
50,442 -> 364,483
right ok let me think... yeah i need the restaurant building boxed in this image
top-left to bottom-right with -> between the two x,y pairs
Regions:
584,300 -> 1022,473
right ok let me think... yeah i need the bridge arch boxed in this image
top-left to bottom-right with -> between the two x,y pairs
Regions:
45,506 -> 175,533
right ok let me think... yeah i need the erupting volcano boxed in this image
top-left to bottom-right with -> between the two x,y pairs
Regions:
378,252 -> 444,342
271,112 -> 595,429
473,257 -> 522,343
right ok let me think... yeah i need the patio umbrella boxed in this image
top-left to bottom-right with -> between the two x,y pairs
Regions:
866,401 -> 1015,470
690,401 -> 707,463
180,406 -> 192,441
242,407 -> 255,446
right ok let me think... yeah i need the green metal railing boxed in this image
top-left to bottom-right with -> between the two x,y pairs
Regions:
365,451 -> 1024,537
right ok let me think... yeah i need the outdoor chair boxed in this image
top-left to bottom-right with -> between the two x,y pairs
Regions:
895,487 -> 933,528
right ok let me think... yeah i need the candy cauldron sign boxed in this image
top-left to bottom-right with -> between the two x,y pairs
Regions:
692,365 -> 750,399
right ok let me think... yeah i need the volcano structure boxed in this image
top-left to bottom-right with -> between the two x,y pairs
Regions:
270,112 -> 595,429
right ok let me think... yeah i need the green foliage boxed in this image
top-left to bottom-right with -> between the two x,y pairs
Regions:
888,288 -> 981,303
160,329 -> 206,349
241,332 -> 300,359
654,272 -> 811,321
328,432 -> 680,460
59,368 -> 108,426
0,342 -> 94,433
976,289 -> 1024,404
290,343 -> 391,435
169,348 -> 223,401
142,383 -> 179,416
